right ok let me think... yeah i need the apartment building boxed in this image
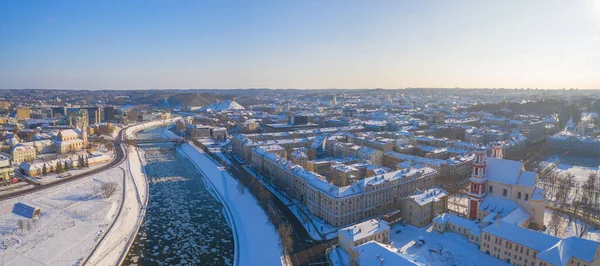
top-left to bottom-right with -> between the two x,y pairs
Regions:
251,146 -> 437,227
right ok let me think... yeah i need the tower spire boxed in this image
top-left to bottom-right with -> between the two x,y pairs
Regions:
467,146 -> 488,220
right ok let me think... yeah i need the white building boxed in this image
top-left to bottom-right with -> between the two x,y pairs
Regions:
338,219 -> 390,253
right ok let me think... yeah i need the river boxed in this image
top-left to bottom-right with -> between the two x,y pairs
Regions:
124,127 -> 234,265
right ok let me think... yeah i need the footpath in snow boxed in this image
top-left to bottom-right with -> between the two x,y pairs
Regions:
85,146 -> 149,266
178,142 -> 284,266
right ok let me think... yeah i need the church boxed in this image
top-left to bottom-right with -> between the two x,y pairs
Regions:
53,127 -> 88,154
467,142 -> 546,229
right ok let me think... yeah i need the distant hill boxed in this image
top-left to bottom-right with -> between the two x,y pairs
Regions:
167,93 -> 220,109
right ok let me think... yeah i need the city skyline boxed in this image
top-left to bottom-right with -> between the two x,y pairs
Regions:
1,0 -> 599,90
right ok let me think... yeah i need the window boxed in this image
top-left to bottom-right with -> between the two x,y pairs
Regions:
489,185 -> 493,193
525,193 -> 529,201
503,189 -> 508,197
518,192 -> 522,199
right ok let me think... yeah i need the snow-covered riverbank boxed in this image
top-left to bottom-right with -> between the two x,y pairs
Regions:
178,142 -> 284,266
84,147 -> 149,266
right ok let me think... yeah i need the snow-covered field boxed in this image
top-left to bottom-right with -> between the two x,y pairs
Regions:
179,142 -> 284,266
0,167 -> 124,266
541,154 -> 600,184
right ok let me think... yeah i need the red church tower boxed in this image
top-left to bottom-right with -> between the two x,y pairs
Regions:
467,146 -> 487,220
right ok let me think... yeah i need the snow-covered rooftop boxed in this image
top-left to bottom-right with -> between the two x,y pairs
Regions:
537,236 -> 600,265
478,195 -> 518,217
482,221 -> 560,252
339,219 -> 389,242
407,187 -> 447,206
353,241 -> 425,266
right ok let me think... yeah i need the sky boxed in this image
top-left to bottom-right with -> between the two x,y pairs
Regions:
1,1 -> 599,90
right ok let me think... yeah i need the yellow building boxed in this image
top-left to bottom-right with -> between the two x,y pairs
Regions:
0,152 -> 14,183
16,107 -> 31,119
401,187 -> 448,227
11,145 -> 36,164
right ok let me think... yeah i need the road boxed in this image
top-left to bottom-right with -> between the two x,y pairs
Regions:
0,128 -> 128,201
215,146 -> 335,266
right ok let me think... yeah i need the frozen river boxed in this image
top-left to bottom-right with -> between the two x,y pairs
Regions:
124,127 -> 234,265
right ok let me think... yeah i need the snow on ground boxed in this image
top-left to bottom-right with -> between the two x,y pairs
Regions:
245,166 -> 338,240
390,224 -> 509,266
85,147 -> 148,265
448,193 -> 469,216
541,154 -> 600,184
124,118 -> 181,139
543,209 -> 600,242
0,183 -> 35,197
196,138 -> 233,165
0,167 -> 123,266
179,142 -> 283,266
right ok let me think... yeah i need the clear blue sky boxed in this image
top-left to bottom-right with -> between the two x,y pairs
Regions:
1,0 -> 599,90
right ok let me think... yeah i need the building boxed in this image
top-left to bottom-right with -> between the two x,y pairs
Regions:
433,213 -> 481,244
467,143 -> 546,229
103,106 -> 116,122
18,158 -> 75,176
401,187 -> 448,227
54,129 -> 86,154
237,119 -> 261,134
82,107 -> 102,125
547,132 -> 600,156
338,219 -> 390,253
11,145 -> 36,164
352,241 -> 425,266
0,152 -> 14,184
251,146 -> 438,227
481,221 -> 600,266
16,107 -> 31,119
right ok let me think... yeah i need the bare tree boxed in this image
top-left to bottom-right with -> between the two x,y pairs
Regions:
547,212 -> 564,236
555,173 -> 574,206
277,223 -> 294,252
17,219 -> 24,233
96,182 -> 118,198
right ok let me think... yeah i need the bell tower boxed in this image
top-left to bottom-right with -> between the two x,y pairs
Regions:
467,146 -> 488,220
491,141 -> 503,159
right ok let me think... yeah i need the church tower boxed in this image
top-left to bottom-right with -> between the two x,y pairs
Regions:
467,146 -> 488,220
491,141 -> 503,159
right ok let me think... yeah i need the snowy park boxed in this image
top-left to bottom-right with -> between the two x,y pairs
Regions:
0,167 -> 123,266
